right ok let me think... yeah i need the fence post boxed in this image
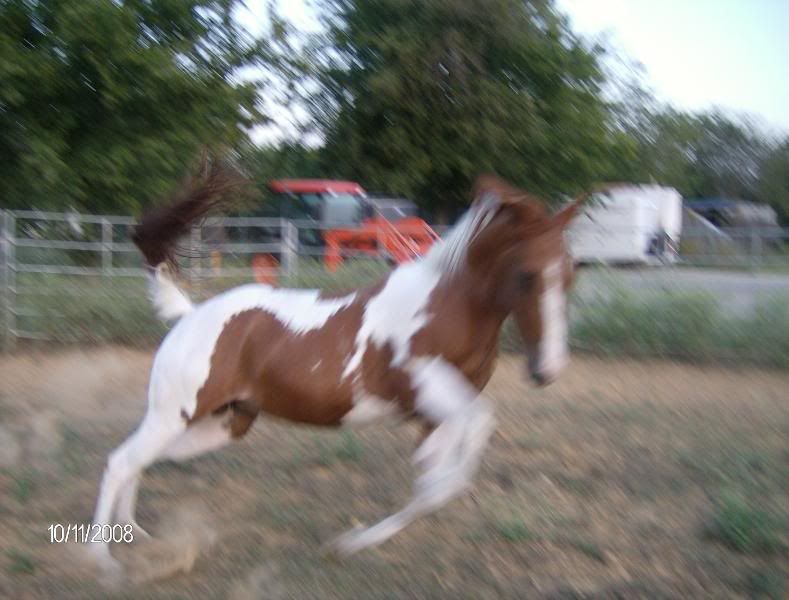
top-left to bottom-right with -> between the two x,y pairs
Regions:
2,211 -> 16,352
281,219 -> 297,278
190,225 -> 202,294
101,218 -> 112,275
748,226 -> 761,272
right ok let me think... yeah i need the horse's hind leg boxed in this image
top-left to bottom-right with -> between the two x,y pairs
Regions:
160,400 -> 258,460
114,401 -> 258,531
90,411 -> 186,572
329,358 -> 495,556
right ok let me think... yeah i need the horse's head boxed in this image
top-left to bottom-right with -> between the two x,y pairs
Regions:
468,176 -> 582,386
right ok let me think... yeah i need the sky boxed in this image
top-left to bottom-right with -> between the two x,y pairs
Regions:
238,0 -> 789,140
555,0 -> 789,134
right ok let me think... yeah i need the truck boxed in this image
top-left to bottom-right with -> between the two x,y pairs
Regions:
245,179 -> 439,281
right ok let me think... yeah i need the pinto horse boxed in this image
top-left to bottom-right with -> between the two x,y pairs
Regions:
89,167 -> 581,574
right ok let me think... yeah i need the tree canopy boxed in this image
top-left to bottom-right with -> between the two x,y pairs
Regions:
295,0 -> 618,216
0,0 -> 268,213
1,0 -> 787,222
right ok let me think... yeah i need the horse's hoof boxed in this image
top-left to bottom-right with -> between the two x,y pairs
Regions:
96,554 -> 125,588
323,525 -> 367,559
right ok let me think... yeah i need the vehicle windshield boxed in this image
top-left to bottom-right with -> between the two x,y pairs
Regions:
376,204 -> 417,221
321,192 -> 365,225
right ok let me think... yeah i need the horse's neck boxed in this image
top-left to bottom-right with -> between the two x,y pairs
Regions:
449,261 -> 511,338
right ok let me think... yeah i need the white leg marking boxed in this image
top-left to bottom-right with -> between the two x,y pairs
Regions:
341,389 -> 399,426
114,475 -> 150,539
113,411 -> 233,535
329,359 -> 495,556
90,413 -> 185,573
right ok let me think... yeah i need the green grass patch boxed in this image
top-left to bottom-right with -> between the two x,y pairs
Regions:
492,518 -> 534,542
6,548 -> 35,575
571,289 -> 723,358
567,538 -> 607,563
10,470 -> 35,503
280,257 -> 391,292
314,432 -> 363,466
705,492 -> 783,555
7,264 -> 789,370
570,290 -> 789,367
15,273 -> 165,345
745,567 -> 785,599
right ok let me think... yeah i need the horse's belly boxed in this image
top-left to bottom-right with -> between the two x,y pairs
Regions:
257,373 -> 354,426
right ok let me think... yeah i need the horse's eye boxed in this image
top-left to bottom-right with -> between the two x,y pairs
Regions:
518,272 -> 536,291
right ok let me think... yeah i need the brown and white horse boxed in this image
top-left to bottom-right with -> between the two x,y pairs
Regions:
90,168 -> 581,574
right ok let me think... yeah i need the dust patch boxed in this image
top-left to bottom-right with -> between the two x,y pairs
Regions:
229,562 -> 288,600
27,410 -> 63,463
0,346 -> 152,421
0,425 -> 21,468
120,502 -> 218,583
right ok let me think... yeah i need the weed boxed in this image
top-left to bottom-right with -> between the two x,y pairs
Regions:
11,471 -> 35,503
315,432 -> 363,466
492,518 -> 533,542
335,432 -> 362,463
705,492 -> 783,555
568,539 -> 607,563
6,549 -> 35,575
745,567 -> 785,599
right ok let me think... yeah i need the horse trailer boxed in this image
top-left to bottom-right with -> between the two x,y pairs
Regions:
567,184 -> 682,265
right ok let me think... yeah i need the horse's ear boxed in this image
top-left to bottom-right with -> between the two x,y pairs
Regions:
553,196 -> 585,228
472,174 -> 526,209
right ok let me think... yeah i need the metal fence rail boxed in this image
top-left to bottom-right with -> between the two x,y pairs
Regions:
1,208 -> 788,351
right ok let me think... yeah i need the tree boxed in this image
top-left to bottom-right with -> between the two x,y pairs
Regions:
294,0 -> 617,217
0,0 -> 269,213
610,102 -> 775,204
235,140 -> 321,212
757,140 -> 789,223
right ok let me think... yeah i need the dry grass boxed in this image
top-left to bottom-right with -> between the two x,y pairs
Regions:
1,348 -> 787,599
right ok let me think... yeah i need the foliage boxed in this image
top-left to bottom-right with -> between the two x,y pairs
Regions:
290,0 -> 617,217
0,0 -> 269,213
610,104 -> 773,199
757,140 -> 789,223
238,141 -> 322,206
570,289 -> 724,358
569,289 -> 789,367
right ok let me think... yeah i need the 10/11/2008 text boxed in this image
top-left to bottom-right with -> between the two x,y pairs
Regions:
49,524 -> 134,544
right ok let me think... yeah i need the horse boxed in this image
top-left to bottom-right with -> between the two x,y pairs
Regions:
89,165 -> 581,575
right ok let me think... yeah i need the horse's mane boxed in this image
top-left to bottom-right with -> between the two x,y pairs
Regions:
424,176 -> 551,275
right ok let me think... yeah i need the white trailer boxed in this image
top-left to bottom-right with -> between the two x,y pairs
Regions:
567,184 -> 682,265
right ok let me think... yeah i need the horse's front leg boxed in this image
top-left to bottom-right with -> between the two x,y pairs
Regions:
328,358 -> 495,557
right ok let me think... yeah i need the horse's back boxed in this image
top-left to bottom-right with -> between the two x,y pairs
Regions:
147,283 -> 360,421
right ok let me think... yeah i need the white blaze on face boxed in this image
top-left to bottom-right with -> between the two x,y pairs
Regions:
536,259 -> 568,380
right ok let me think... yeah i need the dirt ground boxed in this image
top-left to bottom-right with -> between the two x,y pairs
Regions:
0,348 -> 787,599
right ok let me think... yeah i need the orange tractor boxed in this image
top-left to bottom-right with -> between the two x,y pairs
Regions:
250,179 -> 439,283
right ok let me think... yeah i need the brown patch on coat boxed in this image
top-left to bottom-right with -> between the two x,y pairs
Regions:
190,280 -> 388,429
360,342 -> 417,415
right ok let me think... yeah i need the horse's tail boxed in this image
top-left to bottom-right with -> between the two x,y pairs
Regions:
131,158 -> 246,322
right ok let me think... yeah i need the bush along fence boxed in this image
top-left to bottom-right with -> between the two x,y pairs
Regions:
1,209 -> 788,367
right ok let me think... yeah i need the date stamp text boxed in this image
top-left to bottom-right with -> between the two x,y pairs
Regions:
48,523 -> 134,544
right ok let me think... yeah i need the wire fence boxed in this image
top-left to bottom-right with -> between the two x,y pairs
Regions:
2,209 -> 789,359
